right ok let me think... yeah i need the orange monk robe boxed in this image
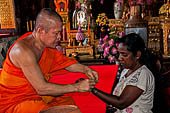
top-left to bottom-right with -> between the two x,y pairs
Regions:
0,32 -> 78,113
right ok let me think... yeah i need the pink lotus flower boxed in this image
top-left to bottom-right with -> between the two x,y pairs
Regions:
108,39 -> 114,47
102,34 -> 120,63
103,52 -> 108,58
116,43 -> 119,48
103,35 -> 109,41
118,31 -> 125,37
76,1 -> 81,8
102,43 -> 106,49
111,47 -> 117,55
104,47 -> 110,54
108,55 -> 115,63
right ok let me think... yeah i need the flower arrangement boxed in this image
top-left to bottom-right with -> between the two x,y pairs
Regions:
96,13 -> 108,27
102,25 -> 124,63
95,13 -> 109,41
159,3 -> 170,15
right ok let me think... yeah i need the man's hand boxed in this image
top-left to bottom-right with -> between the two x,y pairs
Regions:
74,79 -> 96,92
84,67 -> 99,83
65,63 -> 99,83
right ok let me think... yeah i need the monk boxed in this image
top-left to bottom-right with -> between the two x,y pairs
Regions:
0,8 -> 98,113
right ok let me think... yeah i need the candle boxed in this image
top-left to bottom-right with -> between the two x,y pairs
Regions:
168,0 -> 169,6
168,0 -> 169,14
66,0 -> 69,11
30,20 -> 33,31
88,21 -> 90,35
63,25 -> 66,41
69,23 -> 70,38
54,0 -> 58,11
26,21 -> 29,31
73,39 -> 75,46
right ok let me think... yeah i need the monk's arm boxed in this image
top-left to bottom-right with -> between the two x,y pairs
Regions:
9,44 -> 91,96
65,63 -> 99,82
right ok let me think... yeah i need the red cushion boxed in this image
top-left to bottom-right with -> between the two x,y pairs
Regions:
49,65 -> 118,113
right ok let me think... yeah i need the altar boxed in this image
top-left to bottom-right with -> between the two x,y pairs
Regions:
54,0 -> 96,58
66,46 -> 93,57
65,28 -> 95,57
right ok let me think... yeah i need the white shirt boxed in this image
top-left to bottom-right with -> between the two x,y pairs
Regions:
113,65 -> 155,113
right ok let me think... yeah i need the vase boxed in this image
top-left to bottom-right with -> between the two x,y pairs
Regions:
76,26 -> 85,46
125,5 -> 148,45
97,37 -> 104,52
113,0 -> 123,19
125,5 -> 147,28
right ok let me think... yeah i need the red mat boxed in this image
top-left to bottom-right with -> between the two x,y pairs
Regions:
0,65 -> 118,113
49,65 -> 118,113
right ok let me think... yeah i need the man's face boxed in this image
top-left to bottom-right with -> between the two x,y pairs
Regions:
44,21 -> 62,48
118,43 -> 138,69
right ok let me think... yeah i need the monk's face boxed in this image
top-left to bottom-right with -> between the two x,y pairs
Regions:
44,20 -> 62,48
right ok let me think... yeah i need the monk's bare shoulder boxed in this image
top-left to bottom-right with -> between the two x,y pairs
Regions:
9,38 -> 36,68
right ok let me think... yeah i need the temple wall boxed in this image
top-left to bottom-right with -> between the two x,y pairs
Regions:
0,36 -> 18,67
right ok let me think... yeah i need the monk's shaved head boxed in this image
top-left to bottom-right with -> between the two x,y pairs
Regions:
35,8 -> 63,32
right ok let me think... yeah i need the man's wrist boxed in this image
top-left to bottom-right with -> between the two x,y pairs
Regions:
83,66 -> 90,73
72,84 -> 79,92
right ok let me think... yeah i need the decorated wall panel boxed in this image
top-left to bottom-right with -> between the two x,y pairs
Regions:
0,0 -> 16,29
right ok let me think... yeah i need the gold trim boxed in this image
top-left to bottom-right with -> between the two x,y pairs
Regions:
0,0 -> 16,29
161,22 -> 170,56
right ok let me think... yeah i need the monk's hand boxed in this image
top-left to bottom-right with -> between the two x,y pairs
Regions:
84,67 -> 99,83
89,79 -> 96,89
73,79 -> 93,92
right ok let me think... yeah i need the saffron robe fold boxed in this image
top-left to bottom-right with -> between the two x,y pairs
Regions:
0,32 -> 78,113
